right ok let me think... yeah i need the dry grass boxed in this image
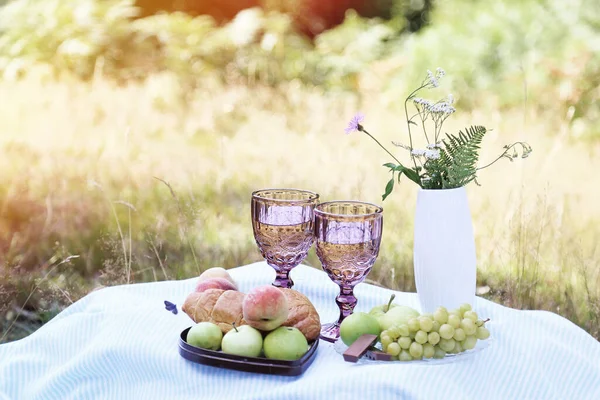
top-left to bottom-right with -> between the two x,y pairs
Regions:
0,68 -> 598,342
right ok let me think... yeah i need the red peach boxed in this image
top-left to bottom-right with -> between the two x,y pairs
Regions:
242,285 -> 289,331
195,277 -> 238,293
198,267 -> 238,288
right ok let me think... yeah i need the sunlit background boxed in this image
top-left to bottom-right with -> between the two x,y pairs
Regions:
1,0 -> 599,343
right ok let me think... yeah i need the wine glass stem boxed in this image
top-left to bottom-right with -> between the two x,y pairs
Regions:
335,284 -> 357,324
269,263 -> 294,289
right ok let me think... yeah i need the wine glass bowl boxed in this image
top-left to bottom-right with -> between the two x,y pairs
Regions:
314,201 -> 383,342
251,189 -> 319,289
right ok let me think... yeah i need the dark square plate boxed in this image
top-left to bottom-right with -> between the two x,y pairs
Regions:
178,327 -> 319,376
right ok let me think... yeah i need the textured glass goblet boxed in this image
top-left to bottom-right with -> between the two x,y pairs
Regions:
251,189 -> 319,289
314,201 -> 383,342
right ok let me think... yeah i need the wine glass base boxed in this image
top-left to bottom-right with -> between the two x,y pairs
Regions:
271,278 -> 294,289
319,322 -> 341,342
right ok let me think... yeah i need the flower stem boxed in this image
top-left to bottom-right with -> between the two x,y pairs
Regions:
404,98 -> 422,183
359,126 -> 404,166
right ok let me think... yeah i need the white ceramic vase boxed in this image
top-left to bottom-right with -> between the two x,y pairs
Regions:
413,186 -> 477,313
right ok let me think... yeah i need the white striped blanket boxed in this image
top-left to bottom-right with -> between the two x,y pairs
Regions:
1,262 -> 599,400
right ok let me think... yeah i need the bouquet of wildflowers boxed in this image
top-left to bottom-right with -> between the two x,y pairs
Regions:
345,68 -> 532,200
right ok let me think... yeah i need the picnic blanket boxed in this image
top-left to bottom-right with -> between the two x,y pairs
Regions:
1,261 -> 599,399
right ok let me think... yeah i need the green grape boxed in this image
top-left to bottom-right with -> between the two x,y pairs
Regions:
450,309 -> 464,318
439,324 -> 455,340
418,316 -> 433,332
453,328 -> 466,342
422,313 -> 434,320
463,335 -> 477,350
447,314 -> 461,329
387,342 -> 401,356
399,350 -> 413,361
433,308 -> 449,324
476,327 -> 491,340
451,341 -> 463,354
409,331 -> 416,339
459,303 -> 472,314
427,331 -> 440,345
407,318 -> 420,332
433,346 -> 446,359
415,330 -> 428,344
432,321 -> 441,332
438,338 -> 456,352
398,336 -> 412,350
398,324 -> 410,337
381,334 -> 393,348
387,326 -> 401,340
463,310 -> 478,322
460,319 -> 477,335
423,343 -> 435,358
409,342 -> 423,358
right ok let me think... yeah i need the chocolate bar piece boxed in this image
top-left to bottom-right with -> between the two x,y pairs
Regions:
366,348 -> 393,361
342,334 -> 378,363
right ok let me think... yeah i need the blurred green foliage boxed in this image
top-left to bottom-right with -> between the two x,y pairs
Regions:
0,0 -> 598,124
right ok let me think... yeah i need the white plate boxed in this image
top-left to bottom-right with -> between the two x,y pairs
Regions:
333,335 -> 493,365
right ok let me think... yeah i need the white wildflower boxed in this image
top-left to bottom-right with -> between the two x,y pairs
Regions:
425,149 -> 441,160
426,70 -> 439,88
428,102 -> 455,115
448,94 -> 454,104
392,141 -> 412,150
436,67 -> 446,78
413,97 -> 432,107
411,149 -> 426,157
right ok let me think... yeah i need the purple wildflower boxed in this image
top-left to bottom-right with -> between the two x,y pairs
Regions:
344,113 -> 365,134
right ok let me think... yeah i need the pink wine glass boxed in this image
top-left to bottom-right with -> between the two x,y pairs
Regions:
251,189 -> 319,289
314,201 -> 383,342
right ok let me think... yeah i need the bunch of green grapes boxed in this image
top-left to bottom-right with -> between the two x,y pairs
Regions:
379,303 -> 490,361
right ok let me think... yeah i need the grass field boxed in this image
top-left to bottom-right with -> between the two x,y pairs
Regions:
1,64 -> 598,343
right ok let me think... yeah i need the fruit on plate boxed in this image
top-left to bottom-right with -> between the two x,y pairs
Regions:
221,324 -> 264,358
242,285 -> 289,331
195,277 -> 238,293
263,326 -> 309,361
369,295 -> 420,331
376,303 -> 491,361
197,267 -> 238,288
182,288 -> 247,333
186,322 -> 223,350
339,312 -> 381,346
182,286 -> 320,341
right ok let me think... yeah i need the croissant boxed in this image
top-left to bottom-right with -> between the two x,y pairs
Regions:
279,288 -> 321,342
182,289 -> 247,334
182,288 -> 321,341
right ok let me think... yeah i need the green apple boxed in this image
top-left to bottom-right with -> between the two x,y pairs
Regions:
339,312 -> 381,346
369,294 -> 399,318
263,327 -> 308,361
221,324 -> 263,358
369,294 -> 420,331
186,322 -> 223,350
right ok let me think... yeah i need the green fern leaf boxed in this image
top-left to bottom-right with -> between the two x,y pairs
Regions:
438,125 -> 487,188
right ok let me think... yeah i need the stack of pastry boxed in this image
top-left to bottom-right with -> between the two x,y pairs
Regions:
182,268 -> 321,341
